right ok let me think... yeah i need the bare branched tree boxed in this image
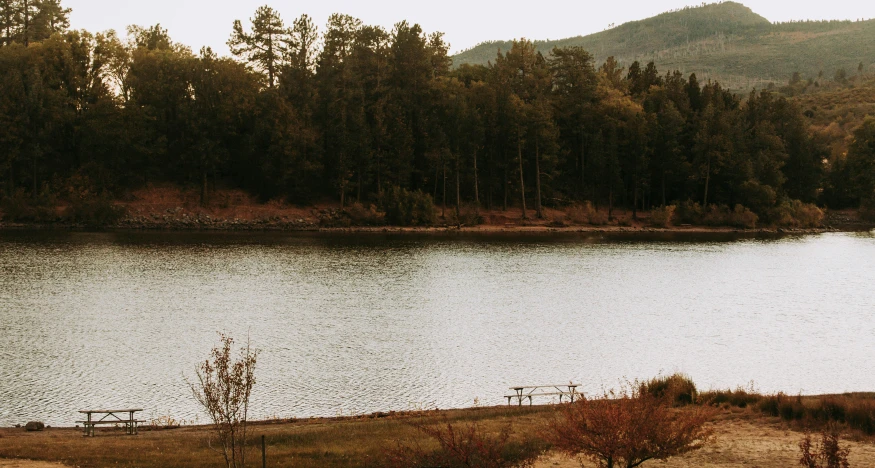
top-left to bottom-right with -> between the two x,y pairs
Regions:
189,333 -> 258,468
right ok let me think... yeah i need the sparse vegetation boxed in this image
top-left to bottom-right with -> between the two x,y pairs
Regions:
189,334 -> 258,468
649,205 -> 676,228
384,416 -> 545,468
799,428 -> 851,468
544,385 -> 716,468
640,373 -> 698,406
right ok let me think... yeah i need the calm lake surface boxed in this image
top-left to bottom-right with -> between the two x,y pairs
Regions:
1,230 -> 874,426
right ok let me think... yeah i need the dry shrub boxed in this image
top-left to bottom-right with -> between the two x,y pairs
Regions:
674,200 -> 704,224
759,393 -> 875,435
649,205 -> 676,228
673,201 -> 758,228
799,428 -> 850,468
544,386 -> 716,468
384,416 -> 545,468
446,204 -> 484,226
566,201 -> 608,225
860,198 -> 875,222
188,334 -> 258,468
640,373 -> 697,407
728,204 -> 759,228
699,388 -> 762,408
772,200 -> 825,228
344,203 -> 384,226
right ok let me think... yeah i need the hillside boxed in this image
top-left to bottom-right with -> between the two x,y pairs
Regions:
789,76 -> 875,158
453,2 -> 875,91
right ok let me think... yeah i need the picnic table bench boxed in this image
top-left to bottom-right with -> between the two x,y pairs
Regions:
505,384 -> 581,406
76,409 -> 145,436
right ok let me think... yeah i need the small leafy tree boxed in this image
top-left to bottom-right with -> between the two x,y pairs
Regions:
799,429 -> 850,468
544,385 -> 715,468
189,334 -> 258,468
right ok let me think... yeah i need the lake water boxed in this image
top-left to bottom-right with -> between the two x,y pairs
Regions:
1,230 -> 874,427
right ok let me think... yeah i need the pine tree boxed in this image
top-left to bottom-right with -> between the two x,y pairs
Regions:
0,0 -> 18,46
228,6 -> 290,88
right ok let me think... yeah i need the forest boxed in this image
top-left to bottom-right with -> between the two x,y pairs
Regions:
1,1 -> 874,227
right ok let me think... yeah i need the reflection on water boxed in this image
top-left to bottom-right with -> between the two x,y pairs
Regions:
1,230 -> 874,426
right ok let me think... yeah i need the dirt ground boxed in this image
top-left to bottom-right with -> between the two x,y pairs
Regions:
0,461 -> 66,468
534,415 -> 875,468
2,410 -> 873,468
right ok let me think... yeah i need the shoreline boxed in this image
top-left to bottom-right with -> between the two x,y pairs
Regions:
0,222 -> 870,236
3,188 -> 872,235
2,400 -> 874,468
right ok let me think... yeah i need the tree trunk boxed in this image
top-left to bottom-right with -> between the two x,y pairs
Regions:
580,133 -> 586,198
442,159 -> 446,218
608,184 -> 614,220
502,163 -> 508,212
632,180 -> 638,220
201,170 -> 208,206
703,156 -> 711,206
376,151 -> 382,194
662,173 -> 667,207
31,150 -> 36,200
518,135 -> 527,219
455,156 -> 460,220
339,181 -> 345,209
535,137 -> 543,219
473,150 -> 480,214
22,0 -> 29,46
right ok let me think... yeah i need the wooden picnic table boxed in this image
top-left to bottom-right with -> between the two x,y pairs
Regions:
77,409 -> 144,437
505,384 -> 581,406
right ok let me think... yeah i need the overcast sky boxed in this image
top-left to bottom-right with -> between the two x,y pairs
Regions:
66,1 -> 875,55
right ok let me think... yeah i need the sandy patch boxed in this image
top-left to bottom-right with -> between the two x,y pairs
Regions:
534,418 -> 875,468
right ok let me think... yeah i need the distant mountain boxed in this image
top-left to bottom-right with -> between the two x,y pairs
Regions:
453,2 -> 875,90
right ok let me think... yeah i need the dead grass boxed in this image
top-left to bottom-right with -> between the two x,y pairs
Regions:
2,405 -> 873,468
0,407 -> 548,468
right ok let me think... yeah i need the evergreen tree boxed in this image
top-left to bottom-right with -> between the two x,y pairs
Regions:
228,6 -> 289,88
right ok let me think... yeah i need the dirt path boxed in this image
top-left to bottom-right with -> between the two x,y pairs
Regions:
534,417 -> 875,468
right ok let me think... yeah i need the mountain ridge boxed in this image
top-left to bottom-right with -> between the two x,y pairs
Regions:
453,2 -> 875,90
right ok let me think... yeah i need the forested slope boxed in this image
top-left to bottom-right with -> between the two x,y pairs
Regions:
2,1 -> 875,229
454,2 -> 875,90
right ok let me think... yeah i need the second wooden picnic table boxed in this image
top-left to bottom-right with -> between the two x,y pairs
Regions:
77,409 -> 144,436
505,384 -> 581,406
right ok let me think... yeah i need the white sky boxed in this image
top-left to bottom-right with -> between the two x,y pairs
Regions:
66,1 -> 875,55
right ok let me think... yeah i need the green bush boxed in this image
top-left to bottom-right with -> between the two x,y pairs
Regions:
67,193 -> 126,227
738,180 -> 777,216
728,204 -> 759,228
674,200 -> 704,224
770,199 -> 824,228
1,188 -> 58,223
649,205 -> 676,227
379,186 -> 437,226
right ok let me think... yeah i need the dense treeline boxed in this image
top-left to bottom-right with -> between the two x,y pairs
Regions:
1,2 -> 874,225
